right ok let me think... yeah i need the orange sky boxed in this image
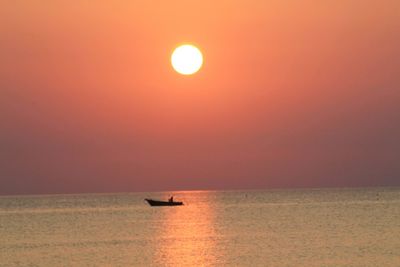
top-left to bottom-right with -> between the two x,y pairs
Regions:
1,1 -> 400,194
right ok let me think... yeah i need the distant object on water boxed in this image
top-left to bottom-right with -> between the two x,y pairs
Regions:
145,197 -> 183,207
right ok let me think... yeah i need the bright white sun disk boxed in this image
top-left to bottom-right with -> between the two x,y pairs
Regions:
171,44 -> 203,75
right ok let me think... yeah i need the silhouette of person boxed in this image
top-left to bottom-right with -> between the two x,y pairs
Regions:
169,196 -> 173,202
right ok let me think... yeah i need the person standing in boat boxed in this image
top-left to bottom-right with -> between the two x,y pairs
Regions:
169,196 -> 173,202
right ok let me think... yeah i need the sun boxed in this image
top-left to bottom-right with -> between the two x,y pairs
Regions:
171,44 -> 203,75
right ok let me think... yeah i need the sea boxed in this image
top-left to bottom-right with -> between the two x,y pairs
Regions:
0,187 -> 399,266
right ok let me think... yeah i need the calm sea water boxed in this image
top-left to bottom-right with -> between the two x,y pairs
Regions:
0,188 -> 399,266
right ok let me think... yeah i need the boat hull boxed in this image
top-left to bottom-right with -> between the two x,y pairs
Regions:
145,198 -> 184,206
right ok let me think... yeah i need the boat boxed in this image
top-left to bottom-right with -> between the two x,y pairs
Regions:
145,198 -> 184,206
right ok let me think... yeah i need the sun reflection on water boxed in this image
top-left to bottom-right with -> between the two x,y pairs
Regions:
154,192 -> 220,266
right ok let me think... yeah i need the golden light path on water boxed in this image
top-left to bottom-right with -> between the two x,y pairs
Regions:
154,191 -> 220,266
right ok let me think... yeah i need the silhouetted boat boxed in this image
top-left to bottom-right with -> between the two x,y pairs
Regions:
145,198 -> 183,206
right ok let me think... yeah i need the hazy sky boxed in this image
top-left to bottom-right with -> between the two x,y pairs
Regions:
1,1 -> 400,195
